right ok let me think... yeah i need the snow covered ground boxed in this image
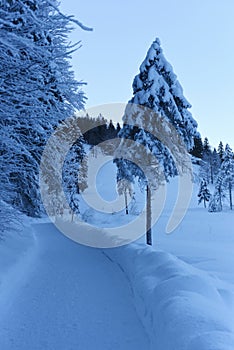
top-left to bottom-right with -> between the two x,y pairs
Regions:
0,157 -> 234,349
0,222 -> 149,349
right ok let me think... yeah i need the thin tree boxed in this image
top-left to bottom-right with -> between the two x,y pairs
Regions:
117,179 -> 133,215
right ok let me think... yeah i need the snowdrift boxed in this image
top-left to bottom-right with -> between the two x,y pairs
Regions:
105,244 -> 234,350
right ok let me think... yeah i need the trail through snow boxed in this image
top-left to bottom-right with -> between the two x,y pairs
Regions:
0,223 -> 149,350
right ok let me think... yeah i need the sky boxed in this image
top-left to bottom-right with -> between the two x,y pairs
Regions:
60,0 -> 234,149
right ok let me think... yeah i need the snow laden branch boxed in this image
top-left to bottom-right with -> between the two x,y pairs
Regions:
47,0 -> 93,31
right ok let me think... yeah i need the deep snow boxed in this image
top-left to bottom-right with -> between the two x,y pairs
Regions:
0,223 -> 149,350
1,157 -> 234,349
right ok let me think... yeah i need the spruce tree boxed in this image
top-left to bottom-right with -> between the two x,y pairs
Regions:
62,119 -> 88,218
212,148 -> 221,182
116,122 -> 121,134
203,137 -> 211,154
190,136 -> 203,160
115,38 -> 198,245
198,179 -> 211,208
221,144 -> 234,210
200,137 -> 213,184
218,141 -> 224,162
209,175 -> 224,212
107,120 -> 116,139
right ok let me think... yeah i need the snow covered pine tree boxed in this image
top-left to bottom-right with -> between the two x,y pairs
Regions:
115,38 -> 198,245
198,179 -> 211,208
209,144 -> 234,212
208,175 -> 224,212
220,144 -> 234,210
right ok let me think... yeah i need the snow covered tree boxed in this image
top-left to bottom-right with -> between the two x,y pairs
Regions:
208,175 -> 224,212
218,141 -> 224,162
190,136 -> 203,160
62,118 -> 88,219
40,116 -> 88,218
212,148 -> 221,182
209,145 -> 234,212
199,137 -> 214,184
221,144 -> 234,210
115,38 -> 198,245
0,0 -> 91,217
117,178 -> 133,215
198,179 -> 211,208
203,137 -> 211,154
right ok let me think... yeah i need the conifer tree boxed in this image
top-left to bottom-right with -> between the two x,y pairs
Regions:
218,141 -> 224,162
198,179 -> 211,208
221,144 -> 234,210
116,122 -> 121,134
115,38 -> 198,245
212,148 -> 221,182
208,175 -> 224,212
190,136 -> 203,160
203,137 -> 211,154
200,137 -> 213,184
107,120 -> 116,139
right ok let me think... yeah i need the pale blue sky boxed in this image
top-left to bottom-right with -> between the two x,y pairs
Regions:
60,0 -> 234,149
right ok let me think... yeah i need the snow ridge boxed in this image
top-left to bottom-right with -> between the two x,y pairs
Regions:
105,243 -> 234,350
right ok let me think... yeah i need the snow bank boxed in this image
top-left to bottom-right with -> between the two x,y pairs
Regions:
105,244 -> 234,350
0,219 -> 36,315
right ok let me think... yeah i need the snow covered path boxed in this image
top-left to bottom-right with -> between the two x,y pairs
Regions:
0,223 -> 149,350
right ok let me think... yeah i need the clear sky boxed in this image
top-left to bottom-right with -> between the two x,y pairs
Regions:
60,0 -> 234,149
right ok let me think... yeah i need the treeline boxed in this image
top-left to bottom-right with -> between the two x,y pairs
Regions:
196,137 -> 234,212
77,114 -> 121,146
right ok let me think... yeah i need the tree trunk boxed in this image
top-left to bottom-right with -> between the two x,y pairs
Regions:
146,185 -> 152,245
124,188 -> 129,215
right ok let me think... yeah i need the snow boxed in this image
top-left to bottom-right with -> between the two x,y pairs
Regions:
132,38 -> 198,152
0,223 -> 149,350
0,160 -> 234,349
105,244 -> 234,350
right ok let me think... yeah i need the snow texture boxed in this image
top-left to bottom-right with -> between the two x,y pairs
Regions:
105,244 -> 234,350
0,162 -> 234,349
